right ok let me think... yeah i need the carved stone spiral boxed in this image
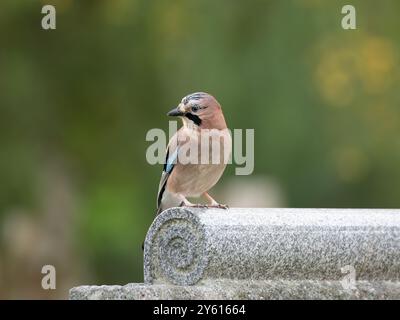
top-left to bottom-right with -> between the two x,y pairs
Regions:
144,208 -> 208,285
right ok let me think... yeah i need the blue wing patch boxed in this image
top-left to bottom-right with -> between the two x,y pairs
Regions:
165,148 -> 178,173
157,147 -> 179,211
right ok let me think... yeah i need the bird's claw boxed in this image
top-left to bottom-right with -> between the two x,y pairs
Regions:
193,204 -> 209,208
179,202 -> 209,209
209,203 -> 229,210
179,202 -> 228,210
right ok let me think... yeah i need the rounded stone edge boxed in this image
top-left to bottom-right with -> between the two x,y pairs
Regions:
143,207 -> 209,285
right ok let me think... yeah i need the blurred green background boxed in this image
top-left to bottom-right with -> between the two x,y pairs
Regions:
1,0 -> 399,299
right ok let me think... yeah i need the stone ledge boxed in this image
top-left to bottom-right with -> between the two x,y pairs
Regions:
70,208 -> 400,300
144,208 -> 400,285
69,280 -> 400,300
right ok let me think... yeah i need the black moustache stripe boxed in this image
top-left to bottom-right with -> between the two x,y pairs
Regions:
185,113 -> 202,126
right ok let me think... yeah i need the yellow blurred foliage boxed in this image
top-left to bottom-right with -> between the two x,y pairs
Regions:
315,35 -> 398,107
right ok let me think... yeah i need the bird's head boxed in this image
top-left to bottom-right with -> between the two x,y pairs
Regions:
167,92 -> 227,129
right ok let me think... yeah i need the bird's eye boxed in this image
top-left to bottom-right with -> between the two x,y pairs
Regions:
191,105 -> 200,113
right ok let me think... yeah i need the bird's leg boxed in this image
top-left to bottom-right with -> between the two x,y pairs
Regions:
202,192 -> 228,209
179,195 -> 208,208
203,192 -> 219,206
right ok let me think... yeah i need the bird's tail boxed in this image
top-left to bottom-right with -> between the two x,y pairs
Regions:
155,205 -> 163,216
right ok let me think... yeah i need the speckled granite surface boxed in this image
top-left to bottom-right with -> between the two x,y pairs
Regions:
69,279 -> 400,300
71,208 -> 400,299
144,207 -> 400,285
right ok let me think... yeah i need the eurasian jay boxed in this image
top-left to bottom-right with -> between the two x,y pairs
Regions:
156,92 -> 231,215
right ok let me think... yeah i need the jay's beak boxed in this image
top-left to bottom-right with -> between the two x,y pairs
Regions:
167,106 -> 185,117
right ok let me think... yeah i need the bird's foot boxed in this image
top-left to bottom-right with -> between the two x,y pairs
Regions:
202,193 -> 228,210
192,204 -> 209,208
179,199 -> 228,210
179,201 -> 208,208
208,203 -> 229,209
